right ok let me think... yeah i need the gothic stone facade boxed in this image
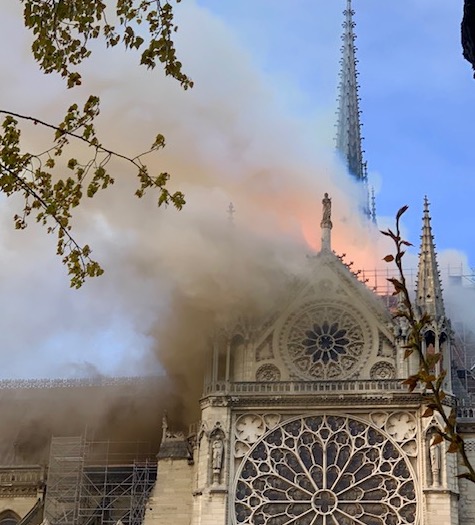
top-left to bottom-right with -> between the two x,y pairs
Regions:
144,247 -> 475,525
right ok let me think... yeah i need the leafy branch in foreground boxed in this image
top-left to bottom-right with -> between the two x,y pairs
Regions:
382,206 -> 475,483
0,1 -> 192,286
0,96 -> 185,288
22,0 -> 193,90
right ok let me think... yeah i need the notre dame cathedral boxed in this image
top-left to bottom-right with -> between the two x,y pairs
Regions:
1,2 -> 475,525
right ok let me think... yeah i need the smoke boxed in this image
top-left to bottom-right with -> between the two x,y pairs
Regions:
0,377 -> 181,463
0,2 -> 471,456
0,0 -> 442,438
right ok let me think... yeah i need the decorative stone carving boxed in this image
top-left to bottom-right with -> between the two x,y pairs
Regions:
255,364 -> 281,382
234,415 -> 417,524
0,467 -> 43,496
427,430 -> 442,487
161,413 -> 185,442
370,361 -> 396,380
385,412 -> 417,442
212,438 -> 224,472
198,421 -> 208,444
209,424 -> 225,485
234,441 -> 250,458
235,415 -> 266,444
317,279 -> 333,293
263,413 -> 281,429
279,301 -> 371,380
256,336 -> 274,362
321,192 -> 332,227
402,440 -> 418,457
370,412 -> 388,428
234,414 -> 285,458
377,330 -> 396,358
420,411 -> 446,433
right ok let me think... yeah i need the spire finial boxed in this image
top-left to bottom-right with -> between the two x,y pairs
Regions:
336,0 -> 371,217
423,194 -> 430,213
416,196 -> 445,320
320,193 -> 332,251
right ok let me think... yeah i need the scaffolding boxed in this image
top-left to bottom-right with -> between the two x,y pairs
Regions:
44,437 -> 156,525
355,264 -> 475,299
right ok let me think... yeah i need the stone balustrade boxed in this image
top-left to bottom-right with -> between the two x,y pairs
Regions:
204,379 -> 411,396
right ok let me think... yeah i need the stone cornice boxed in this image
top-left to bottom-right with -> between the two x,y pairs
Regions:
201,392 -> 424,410
0,466 -> 43,497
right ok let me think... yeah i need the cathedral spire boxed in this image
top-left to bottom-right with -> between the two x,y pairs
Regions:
336,0 -> 370,216
416,197 -> 445,320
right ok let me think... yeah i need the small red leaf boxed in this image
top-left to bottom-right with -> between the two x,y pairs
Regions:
396,205 -> 409,220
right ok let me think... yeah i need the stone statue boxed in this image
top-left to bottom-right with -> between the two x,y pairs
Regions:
429,433 -> 441,487
321,193 -> 332,228
212,438 -> 224,472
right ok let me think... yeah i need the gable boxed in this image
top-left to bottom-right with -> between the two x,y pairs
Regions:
234,252 -> 398,382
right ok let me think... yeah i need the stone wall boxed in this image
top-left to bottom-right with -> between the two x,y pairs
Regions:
0,498 -> 38,519
144,458 -> 193,525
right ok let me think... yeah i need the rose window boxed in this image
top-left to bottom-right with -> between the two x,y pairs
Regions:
281,304 -> 369,380
302,321 -> 349,364
235,415 -> 417,525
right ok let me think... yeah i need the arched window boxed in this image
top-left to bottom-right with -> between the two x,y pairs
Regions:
0,510 -> 20,525
230,334 -> 245,381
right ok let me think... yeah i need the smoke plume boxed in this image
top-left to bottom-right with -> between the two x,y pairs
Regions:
3,1 -> 466,446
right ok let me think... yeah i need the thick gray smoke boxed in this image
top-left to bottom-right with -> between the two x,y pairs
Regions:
4,1 -> 469,439
0,2 -> 377,384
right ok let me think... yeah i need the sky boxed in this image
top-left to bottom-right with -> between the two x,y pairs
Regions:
196,0 -> 475,261
0,0 -> 474,379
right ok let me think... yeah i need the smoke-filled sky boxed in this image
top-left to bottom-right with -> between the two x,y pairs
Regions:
0,0 -> 474,380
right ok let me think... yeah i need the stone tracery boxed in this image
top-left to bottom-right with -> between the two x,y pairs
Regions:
280,303 -> 371,380
234,415 -> 417,525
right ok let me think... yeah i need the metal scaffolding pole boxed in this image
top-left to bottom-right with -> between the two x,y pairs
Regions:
44,436 -> 86,525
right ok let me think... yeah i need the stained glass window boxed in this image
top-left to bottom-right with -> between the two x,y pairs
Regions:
235,415 -> 417,525
282,304 -> 368,380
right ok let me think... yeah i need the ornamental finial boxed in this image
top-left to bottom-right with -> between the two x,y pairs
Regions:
320,193 -> 332,252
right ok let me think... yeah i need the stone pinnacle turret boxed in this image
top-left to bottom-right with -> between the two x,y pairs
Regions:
416,196 -> 445,320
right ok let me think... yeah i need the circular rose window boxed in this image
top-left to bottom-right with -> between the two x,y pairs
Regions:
279,303 -> 370,380
235,415 -> 417,525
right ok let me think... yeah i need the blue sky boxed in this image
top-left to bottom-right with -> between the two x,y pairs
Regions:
0,0 -> 473,379
195,0 -> 475,263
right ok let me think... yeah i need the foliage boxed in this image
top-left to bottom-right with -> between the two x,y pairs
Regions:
382,206 -> 475,483
0,1 -> 192,287
462,0 -> 475,78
